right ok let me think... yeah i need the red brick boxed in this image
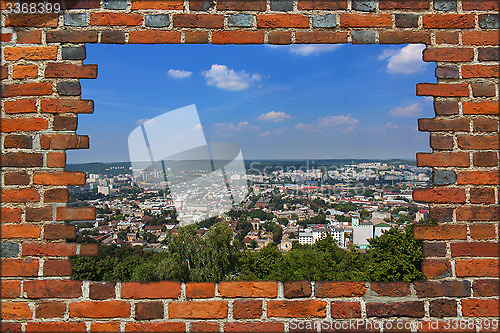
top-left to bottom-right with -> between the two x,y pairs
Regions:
173,14 -> 224,28
125,322 -> 186,332
469,224 -> 495,239
463,101 -> 499,115
17,30 -> 42,44
121,281 -> 181,298
268,31 -> 292,45
371,282 -> 411,297
461,207 -> 499,222
233,300 -> 262,319
1,259 -> 38,277
90,13 -> 143,26
2,32 -> 13,42
435,31 -> 459,44
212,31 -> 265,44
131,0 -> 183,9
135,301 -> 164,320
101,30 -> 126,44
341,14 -> 392,28
283,281 -> 312,298
257,14 -> 309,28
315,282 -> 367,297
45,63 -> 97,79
379,31 -> 430,44
423,48 -> 474,62
185,31 -> 209,44
34,171 -> 86,186
1,302 -> 32,320
225,322 -> 284,333
330,301 -> 361,318
463,1 -> 499,10
0,82 -> 52,97
471,82 -> 496,97
25,207 -> 52,222
0,207 -> 23,223
190,322 -> 219,333
80,243 -> 99,256
414,280 -> 471,298
218,281 -> 277,298
429,299 -> 457,318
60,0 -> 101,9
414,225 -> 467,240
413,188 -> 466,204
5,14 -> 58,27
218,0 -> 266,11
47,152 -> 66,168
43,224 -> 76,240
298,0 -> 347,10
2,152 -> 43,167
41,134 -> 89,150
23,242 -> 77,256
295,32 -> 348,44
1,118 -> 49,133
46,30 -> 98,43
419,118 -> 470,132
379,0 -> 428,9
128,31 -> 181,44
470,187 -> 496,204
456,259 -> 499,277
4,99 -> 37,113
36,301 -> 66,318
423,14 -> 474,29
53,115 -> 78,131
89,282 -> 116,300
463,31 -> 500,46
44,188 -> 69,203
43,259 -> 72,276
474,118 -> 499,132
473,279 -> 499,297
186,282 -> 215,298
90,322 -> 121,332
25,280 -> 82,298
366,301 -> 424,318
169,300 -> 227,319
0,66 -> 8,79
268,299 -> 326,318
55,207 -> 95,221
463,65 -> 499,79
0,188 -> 40,202
1,280 -> 21,298
462,299 -> 499,317
41,99 -> 93,114
12,64 -> 38,79
2,224 -> 41,239
422,259 -> 451,278
69,301 -> 130,318
451,242 -> 499,257
429,134 -> 453,150
417,152 -> 469,167
416,83 -> 469,97
433,100 -> 458,115
26,322 -> 86,333
4,47 -> 57,61
457,171 -> 499,185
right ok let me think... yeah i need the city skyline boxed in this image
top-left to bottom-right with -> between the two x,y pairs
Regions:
68,43 -> 434,164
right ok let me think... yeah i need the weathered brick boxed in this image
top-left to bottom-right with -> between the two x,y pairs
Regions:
0,188 -> 40,202
473,279 -> 499,296
189,0 -> 214,11
371,282 -> 411,297
228,14 -> 253,27
173,14 -> 223,28
25,207 -> 52,222
186,282 -> 215,298
422,258 -> 451,278
423,47 -> 474,62
434,100 -> 458,115
330,301 -> 361,319
169,301 -> 227,319
432,169 -> 456,185
463,101 -> 499,115
218,0 -> 266,11
434,0 -> 457,12
457,171 -> 499,185
479,14 -> 500,29
69,301 -> 130,318
284,281 -> 312,298
315,282 -> 366,297
219,281 -> 277,298
1,241 -> 20,258
462,299 -> 499,317
41,99 -> 93,114
435,31 -> 459,44
435,66 -> 459,79
185,31 -> 209,44
456,259 -> 499,277
312,14 -> 336,28
471,82 -> 496,97
80,243 -> 98,256
26,322 -> 86,333
62,46 -> 87,60
101,31 -> 126,44
462,1 -> 499,10
46,152 -> 67,168
90,13 -> 143,26
131,0 -> 183,10
419,118 -> 469,132
463,31 -> 499,46
416,83 -> 469,97
258,14 -> 309,28
379,0 -> 428,9
34,171 -> 86,186
379,31 -> 430,44
417,152 -> 470,167
352,31 -> 376,44
90,282 -> 116,300
341,14 -> 392,28
1,280 -> 21,297
2,224 -> 41,239
295,32 -> 347,44
395,13 -> 418,28
1,82 -> 52,98
451,242 -> 499,257
212,31 -> 265,44
129,31 -> 181,44
458,207 -> 499,221
457,135 -> 498,150
414,280 -> 471,297
268,300 -> 326,318
462,65 -> 499,78
135,301 -> 164,320
233,300 -> 262,319
1,302 -> 33,320
36,301 -> 66,318
125,322 -> 186,332
473,151 -> 498,167
44,188 -> 69,203
56,207 -> 95,221
145,14 -> 170,27
43,259 -> 72,276
1,118 -> 49,133
23,242 -> 77,256
0,259 -> 39,277
422,242 -> 447,257
430,134 -> 453,150
190,322 -> 219,333
41,134 -> 89,150
414,225 -> 467,240
60,0 -> 101,9
13,64 -> 38,79
423,14 -> 474,29
4,135 -> 32,148
225,322 -> 284,333
104,0 -> 127,9
430,299 -> 457,318
366,301 -> 424,318
46,31 -> 98,43
25,280 -> 82,298
5,14 -> 58,27
45,63 -> 98,79
268,31 -> 292,45
57,82 -> 81,96
0,207 -> 23,223
121,281 -> 181,298
17,30 -> 42,44
90,322 -> 121,332
64,13 -> 88,27
43,224 -> 76,240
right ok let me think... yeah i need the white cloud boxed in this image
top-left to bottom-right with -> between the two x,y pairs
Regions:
167,69 -> 193,79
389,103 -> 423,117
295,114 -> 359,133
287,44 -> 342,56
257,111 -> 295,122
192,124 -> 203,131
202,64 -> 262,91
379,44 -> 427,74
259,131 -> 270,137
212,121 -> 258,137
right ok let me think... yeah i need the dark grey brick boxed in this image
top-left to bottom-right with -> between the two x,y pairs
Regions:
479,14 -> 500,29
435,66 -> 459,79
352,31 -> 375,44
62,46 -> 87,60
433,170 -> 456,185
352,0 -> 376,12
270,0 -> 293,11
1,241 -> 19,258
104,0 -> 128,10
145,14 -> 170,28
395,14 -> 418,28
228,14 -> 253,28
64,13 -> 88,27
433,0 -> 457,12
57,82 -> 82,96
312,14 -> 336,28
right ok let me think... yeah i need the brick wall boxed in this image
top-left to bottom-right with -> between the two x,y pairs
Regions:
1,1 -> 498,331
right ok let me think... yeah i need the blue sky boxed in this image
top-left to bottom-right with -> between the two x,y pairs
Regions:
68,43 -> 435,164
